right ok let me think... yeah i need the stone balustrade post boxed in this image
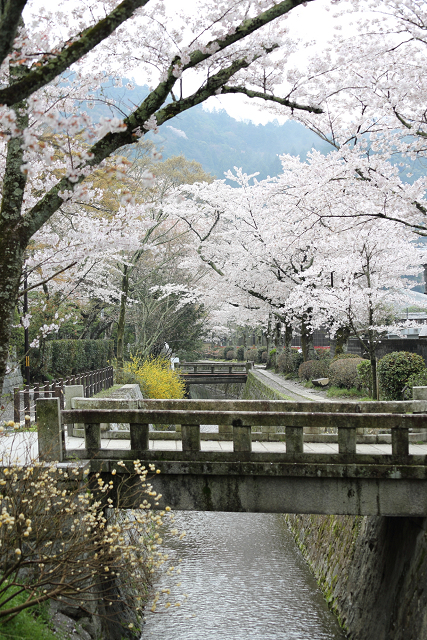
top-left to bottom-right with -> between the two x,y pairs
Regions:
130,423 -> 149,450
37,397 -> 63,461
181,424 -> 201,451
232,419 -> 251,452
338,426 -> 356,454
286,426 -> 304,454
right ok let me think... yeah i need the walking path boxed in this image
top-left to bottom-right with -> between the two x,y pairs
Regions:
2,431 -> 427,461
253,367 -> 328,402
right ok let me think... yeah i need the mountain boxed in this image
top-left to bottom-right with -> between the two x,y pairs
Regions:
84,80 -> 427,183
84,80 -> 332,180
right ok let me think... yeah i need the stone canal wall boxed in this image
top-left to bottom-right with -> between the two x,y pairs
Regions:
242,370 -> 292,400
286,514 -> 427,640
243,370 -> 427,640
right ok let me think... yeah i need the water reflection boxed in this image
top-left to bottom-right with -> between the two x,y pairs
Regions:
142,512 -> 345,640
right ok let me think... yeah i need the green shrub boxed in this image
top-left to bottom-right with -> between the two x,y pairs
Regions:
257,346 -> 266,364
244,348 -> 257,362
277,350 -> 304,376
226,349 -> 235,360
262,350 -> 268,363
332,353 -> 362,362
377,351 -> 426,400
38,339 -> 114,379
298,358 -> 331,381
329,357 -> 364,389
236,346 -> 245,361
357,360 -> 372,393
314,347 -> 331,360
404,369 -> 427,399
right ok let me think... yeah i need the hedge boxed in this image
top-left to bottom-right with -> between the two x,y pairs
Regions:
328,357 -> 364,389
377,351 -> 426,400
298,358 -> 331,381
41,339 -> 114,378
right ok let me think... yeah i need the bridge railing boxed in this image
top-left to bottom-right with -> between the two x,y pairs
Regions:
176,361 -> 253,374
36,396 -> 427,463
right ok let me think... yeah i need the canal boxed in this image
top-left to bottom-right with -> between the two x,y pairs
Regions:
142,381 -> 344,639
142,511 -> 345,639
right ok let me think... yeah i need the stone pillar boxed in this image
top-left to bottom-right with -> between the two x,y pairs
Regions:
412,387 -> 427,438
37,397 -> 63,462
64,385 -> 85,436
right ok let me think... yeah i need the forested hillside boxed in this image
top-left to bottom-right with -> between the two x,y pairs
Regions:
91,81 -> 332,179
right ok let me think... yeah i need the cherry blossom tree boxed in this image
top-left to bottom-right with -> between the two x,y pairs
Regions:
171,156 -> 425,367
0,0 -> 325,390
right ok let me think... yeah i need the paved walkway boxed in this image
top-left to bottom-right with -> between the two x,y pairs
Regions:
253,367 -> 328,402
1,431 -> 427,462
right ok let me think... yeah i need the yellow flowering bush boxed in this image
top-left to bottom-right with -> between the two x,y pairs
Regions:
125,355 -> 186,399
0,446 -> 184,632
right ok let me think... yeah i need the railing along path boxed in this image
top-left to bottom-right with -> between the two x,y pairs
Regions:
13,366 -> 114,425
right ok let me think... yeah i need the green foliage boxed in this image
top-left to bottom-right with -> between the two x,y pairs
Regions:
225,349 -> 235,360
326,386 -> 371,400
236,346 -> 245,361
34,339 -> 114,380
298,359 -> 331,381
377,351 -> 426,400
0,594 -> 57,640
277,350 -> 304,376
328,358 -> 364,389
314,347 -> 331,360
402,370 -> 427,398
332,353 -> 362,362
357,360 -> 373,394
244,347 -> 257,362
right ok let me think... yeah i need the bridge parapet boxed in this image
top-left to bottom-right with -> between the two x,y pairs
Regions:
176,361 -> 253,374
32,397 -> 427,515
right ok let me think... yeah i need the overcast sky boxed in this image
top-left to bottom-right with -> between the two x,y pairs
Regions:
130,0 -> 343,125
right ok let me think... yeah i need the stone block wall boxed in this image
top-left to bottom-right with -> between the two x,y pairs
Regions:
286,514 -> 427,640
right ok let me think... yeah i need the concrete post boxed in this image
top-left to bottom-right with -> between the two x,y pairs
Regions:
37,397 -> 63,462
286,426 -> 304,454
64,385 -> 84,407
130,423 -> 149,450
232,421 -> 251,452
182,424 -> 200,451
392,426 -> 409,457
412,387 -> 427,437
85,423 -> 101,457
65,385 -> 84,436
338,427 -> 356,454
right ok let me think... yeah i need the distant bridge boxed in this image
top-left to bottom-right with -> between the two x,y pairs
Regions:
33,396 -> 427,517
176,361 -> 250,386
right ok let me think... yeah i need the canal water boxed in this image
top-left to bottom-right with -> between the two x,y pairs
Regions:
142,511 -> 345,640
142,383 -> 344,639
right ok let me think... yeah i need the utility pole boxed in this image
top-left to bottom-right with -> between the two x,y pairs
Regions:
23,266 -> 30,385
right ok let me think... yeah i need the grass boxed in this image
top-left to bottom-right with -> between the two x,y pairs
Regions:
93,383 -> 123,398
326,386 -> 371,401
0,590 -> 59,640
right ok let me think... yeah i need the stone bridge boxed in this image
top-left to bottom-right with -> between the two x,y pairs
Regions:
33,396 -> 427,517
176,361 -> 250,386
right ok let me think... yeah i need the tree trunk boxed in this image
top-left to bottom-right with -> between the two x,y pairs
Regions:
116,266 -> 129,382
301,313 -> 315,361
0,62 -> 28,394
333,325 -> 350,356
284,323 -> 293,356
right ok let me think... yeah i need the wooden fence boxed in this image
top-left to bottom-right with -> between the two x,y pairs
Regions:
13,366 -> 114,425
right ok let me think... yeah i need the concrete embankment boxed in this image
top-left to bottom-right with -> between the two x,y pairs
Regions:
245,369 -> 427,640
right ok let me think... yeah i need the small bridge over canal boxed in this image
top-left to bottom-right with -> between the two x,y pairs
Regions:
32,396 -> 427,518
176,361 -> 249,387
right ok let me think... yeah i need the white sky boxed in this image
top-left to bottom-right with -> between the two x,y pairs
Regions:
130,0 -> 344,125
